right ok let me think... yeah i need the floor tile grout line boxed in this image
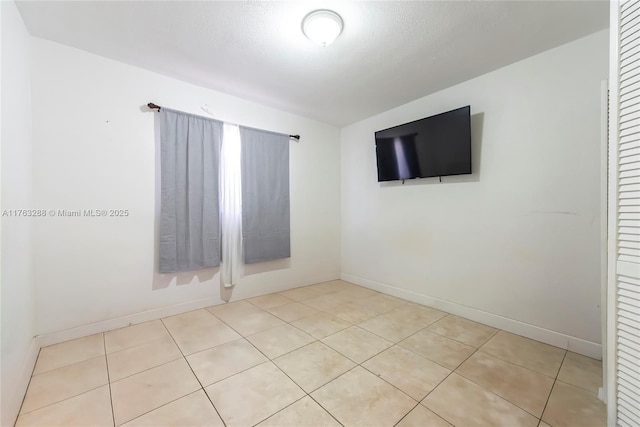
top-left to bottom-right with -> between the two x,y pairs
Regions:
394,332 -> 469,373
270,286 -> 345,308
476,330 -> 567,378
401,324 -> 478,353
267,308 -> 322,324
389,397 -> 460,427
268,333 -> 354,397
103,328 -> 175,358
248,394 -> 309,426
493,329 -> 572,350
197,358 -> 270,390
116,293 -> 558,427
300,361 -> 418,426
180,335 -> 244,359
267,298 -> 324,318
306,390 -> 347,427
295,289 -> 380,312
268,308 -> 361,396
13,346 -> 41,423
248,373 -> 346,427
191,318 -> 311,382
118,389 -> 208,426
18,354 -> 110,418
105,352 -> 183,384
225,329 -> 342,426
235,284 -> 472,427
104,341 -> 185,382
246,291 -> 329,311
391,401 -> 422,427
243,334 -> 316,361
16,384 -> 110,419
357,361 -> 424,403
417,344 -> 482,423
554,378 -> 602,396
285,311 -> 353,339
125,313 -> 380,427
214,308 -> 311,373
362,306 -> 451,347
102,333 -> 116,427
486,327 -> 501,341
107,317 -> 211,422
172,300 -> 327,377
447,328 -> 562,422
20,282 -> 590,427
367,337 -> 454,372
281,361 -> 354,397
425,317 -> 499,348
303,363 -> 372,426
354,317 -> 436,347
471,347 -> 562,380
204,305 -> 291,341
289,321 -> 424,423
27,349 -> 108,378
158,318 -> 228,427
206,310 -> 282,342
318,326 -> 394,366
242,328 -> 316,381
539,348 -> 569,424
238,297 -> 354,427
416,328 -> 515,422
252,303 -> 354,359
241,339 -> 348,426
451,357 -> 548,420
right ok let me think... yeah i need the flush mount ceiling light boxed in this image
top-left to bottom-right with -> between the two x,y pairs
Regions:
301,9 -> 344,47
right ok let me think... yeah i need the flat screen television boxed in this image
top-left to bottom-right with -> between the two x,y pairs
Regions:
375,105 -> 471,182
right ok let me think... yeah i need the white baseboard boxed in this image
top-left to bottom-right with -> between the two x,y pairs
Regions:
34,272 -> 342,348
6,271 -> 601,426
3,338 -> 40,427
35,296 -> 224,348
341,273 -> 603,360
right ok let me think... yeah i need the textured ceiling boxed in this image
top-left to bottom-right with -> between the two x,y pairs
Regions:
16,1 -> 608,126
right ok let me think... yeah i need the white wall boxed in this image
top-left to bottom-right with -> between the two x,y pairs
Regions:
30,38 -> 341,336
1,1 -> 37,425
341,30 -> 608,355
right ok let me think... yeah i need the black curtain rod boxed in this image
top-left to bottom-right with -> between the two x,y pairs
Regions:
147,103 -> 301,141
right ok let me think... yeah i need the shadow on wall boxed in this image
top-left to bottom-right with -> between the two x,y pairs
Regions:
379,112 -> 484,187
152,268 -> 219,290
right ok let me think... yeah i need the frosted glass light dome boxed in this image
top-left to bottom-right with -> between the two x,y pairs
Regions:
302,10 -> 344,47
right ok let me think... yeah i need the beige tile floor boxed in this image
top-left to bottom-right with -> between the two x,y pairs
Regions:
15,280 -> 606,427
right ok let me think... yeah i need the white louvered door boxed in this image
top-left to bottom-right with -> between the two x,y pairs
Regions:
610,1 -> 640,426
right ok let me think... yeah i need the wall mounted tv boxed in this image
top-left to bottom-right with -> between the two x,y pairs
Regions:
375,105 -> 471,182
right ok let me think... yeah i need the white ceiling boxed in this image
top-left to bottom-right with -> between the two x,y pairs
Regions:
16,1 -> 608,126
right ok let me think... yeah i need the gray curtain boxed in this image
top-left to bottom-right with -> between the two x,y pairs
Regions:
159,108 -> 222,273
240,127 -> 290,264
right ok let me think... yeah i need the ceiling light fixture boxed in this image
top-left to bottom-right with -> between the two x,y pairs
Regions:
301,9 -> 343,47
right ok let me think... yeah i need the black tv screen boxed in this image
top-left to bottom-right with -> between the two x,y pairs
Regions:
375,106 -> 471,182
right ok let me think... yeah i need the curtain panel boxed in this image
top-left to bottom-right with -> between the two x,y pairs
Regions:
158,108 -> 223,273
239,127 -> 291,264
